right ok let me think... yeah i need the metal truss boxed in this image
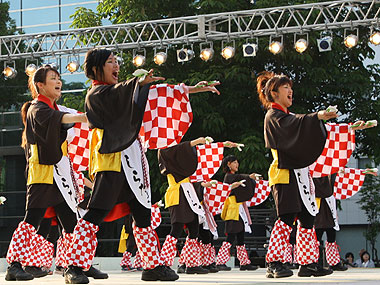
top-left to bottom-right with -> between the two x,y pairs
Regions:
0,0 -> 379,61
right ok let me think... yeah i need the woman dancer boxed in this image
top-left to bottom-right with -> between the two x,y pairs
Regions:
64,48 -> 221,283
216,155 -> 259,271
5,65 -> 87,281
257,71 -> 337,278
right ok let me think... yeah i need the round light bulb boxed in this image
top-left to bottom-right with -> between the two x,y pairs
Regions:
66,61 -> 79,73
3,66 -> 17,79
221,46 -> 235,59
269,41 -> 283,55
25,64 -> 37,76
370,31 -> 380,45
200,48 -> 214,61
295,39 -> 308,53
154,52 -> 167,65
344,34 -> 358,48
133,55 -> 146,67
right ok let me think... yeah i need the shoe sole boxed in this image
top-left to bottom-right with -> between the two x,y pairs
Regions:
5,273 -> 34,281
64,276 -> 90,284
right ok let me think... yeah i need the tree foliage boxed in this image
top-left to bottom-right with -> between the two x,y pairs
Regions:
69,0 -> 380,202
0,2 -> 29,110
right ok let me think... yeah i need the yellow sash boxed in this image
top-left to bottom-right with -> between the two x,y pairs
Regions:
165,174 -> 190,208
118,225 -> 130,253
268,149 -> 290,186
221,196 -> 241,221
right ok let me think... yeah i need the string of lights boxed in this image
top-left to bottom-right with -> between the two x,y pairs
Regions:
1,0 -> 379,78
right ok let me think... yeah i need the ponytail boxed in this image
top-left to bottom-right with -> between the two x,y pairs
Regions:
21,101 -> 32,148
256,71 -> 293,109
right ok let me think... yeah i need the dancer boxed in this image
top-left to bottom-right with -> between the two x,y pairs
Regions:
257,71 -> 337,278
5,65 -> 87,281
64,48 -> 220,283
216,155 -> 259,271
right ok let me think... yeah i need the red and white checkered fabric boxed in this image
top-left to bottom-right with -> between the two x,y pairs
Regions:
133,251 -> 143,269
160,235 -> 178,266
283,243 -> 293,263
309,123 -> 355,178
190,143 -> 224,183
216,241 -> 232,265
295,226 -> 319,265
6,221 -> 38,266
246,180 -> 271,207
58,105 -> 91,172
133,225 -> 161,270
151,204 -> 161,230
199,242 -> 215,266
178,237 -> 190,265
72,170 -> 85,203
37,234 -> 54,269
334,168 -> 366,200
120,251 -> 133,267
141,84 -> 193,150
67,219 -> 99,270
55,232 -> 74,268
266,219 -> 292,263
204,182 -> 232,216
23,233 -> 44,268
236,245 -> 251,266
325,241 -> 341,266
184,238 -> 202,268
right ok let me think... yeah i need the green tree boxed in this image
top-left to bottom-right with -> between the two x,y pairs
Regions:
358,175 -> 380,265
0,2 -> 29,110
70,0 -> 380,199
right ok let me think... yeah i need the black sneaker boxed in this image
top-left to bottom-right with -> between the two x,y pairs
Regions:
55,265 -> 65,276
186,266 -> 209,274
177,264 -> 186,274
266,261 -> 293,278
84,266 -> 108,279
203,263 -> 219,273
24,266 -> 48,278
298,263 -> 333,277
216,264 -> 231,271
240,264 -> 258,271
64,265 -> 89,284
141,265 -> 179,281
5,262 -> 34,281
331,261 -> 348,271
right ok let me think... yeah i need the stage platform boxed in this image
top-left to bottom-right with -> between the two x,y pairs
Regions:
0,267 -> 379,285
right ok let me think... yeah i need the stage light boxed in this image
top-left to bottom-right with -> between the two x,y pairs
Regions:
3,66 -> 17,79
154,52 -> 167,65
243,43 -> 258,57
25,64 -> 37,76
221,46 -> 235,59
200,48 -> 214,61
370,31 -> 380,45
344,34 -> 358,48
133,54 -> 146,67
66,61 -> 79,73
317,36 -> 332,52
295,38 -> 308,53
177,48 -> 195,62
269,41 -> 283,55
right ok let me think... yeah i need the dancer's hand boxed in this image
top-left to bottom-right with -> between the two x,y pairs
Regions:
351,120 -> 377,131
317,110 -> 339,121
188,81 -> 221,95
231,180 -> 246,189
139,69 -> 165,86
249,173 -> 263,180
190,137 -> 206,146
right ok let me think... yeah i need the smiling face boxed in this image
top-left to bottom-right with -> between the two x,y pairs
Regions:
271,83 -> 293,110
95,53 -> 119,84
37,70 -> 62,102
227,160 -> 239,173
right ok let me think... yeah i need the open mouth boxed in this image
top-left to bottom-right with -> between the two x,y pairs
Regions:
55,87 -> 61,91
287,95 -> 292,100
112,72 -> 118,80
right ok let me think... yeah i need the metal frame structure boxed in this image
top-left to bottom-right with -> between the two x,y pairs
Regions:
0,0 -> 379,61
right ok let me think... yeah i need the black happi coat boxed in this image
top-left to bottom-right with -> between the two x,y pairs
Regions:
85,79 -> 150,214
223,172 -> 255,234
158,141 -> 199,224
264,107 -> 327,216
25,99 -> 68,209
314,175 -> 336,229
85,78 -> 150,153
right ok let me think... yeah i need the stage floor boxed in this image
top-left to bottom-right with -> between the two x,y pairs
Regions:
0,267 -> 379,285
